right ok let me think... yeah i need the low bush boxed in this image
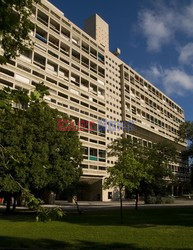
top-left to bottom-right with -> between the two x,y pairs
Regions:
145,195 -> 175,204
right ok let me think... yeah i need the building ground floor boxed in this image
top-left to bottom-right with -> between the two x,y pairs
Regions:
60,175 -> 191,203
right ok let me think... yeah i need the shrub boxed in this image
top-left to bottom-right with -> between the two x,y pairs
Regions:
155,196 -> 162,204
145,195 -> 175,204
145,195 -> 157,204
36,207 -> 65,222
162,196 -> 175,204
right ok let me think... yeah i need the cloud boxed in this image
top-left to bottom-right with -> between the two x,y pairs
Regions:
138,2 -> 193,51
142,65 -> 193,96
180,3 -> 193,36
138,10 -> 173,51
163,68 -> 193,96
178,43 -> 193,65
141,65 -> 162,80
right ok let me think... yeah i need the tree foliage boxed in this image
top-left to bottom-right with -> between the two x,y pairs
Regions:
104,138 -> 152,221
143,140 -> 177,198
178,121 -> 193,159
178,121 -> 193,189
105,138 -> 177,206
0,0 -> 39,64
0,84 -> 83,211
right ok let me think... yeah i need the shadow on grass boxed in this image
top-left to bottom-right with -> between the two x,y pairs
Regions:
62,206 -> 193,228
1,206 -> 193,228
0,236 -> 190,250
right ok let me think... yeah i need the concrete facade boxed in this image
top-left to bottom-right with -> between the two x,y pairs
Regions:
0,0 -> 189,201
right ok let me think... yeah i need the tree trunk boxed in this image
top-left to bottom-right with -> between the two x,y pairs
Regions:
119,187 -> 123,224
73,196 -> 82,215
135,190 -> 139,210
43,190 -> 55,204
5,193 -> 11,214
12,194 -> 17,212
16,191 -> 22,207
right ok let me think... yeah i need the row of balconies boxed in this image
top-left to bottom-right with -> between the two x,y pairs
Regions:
32,8 -> 105,65
125,86 -> 183,125
124,73 -> 183,116
34,28 -> 105,77
124,69 -> 183,112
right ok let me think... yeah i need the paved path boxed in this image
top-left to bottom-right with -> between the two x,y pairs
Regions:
53,199 -> 193,211
1,199 -> 193,212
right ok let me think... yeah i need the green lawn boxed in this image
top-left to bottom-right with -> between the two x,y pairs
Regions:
0,207 -> 193,249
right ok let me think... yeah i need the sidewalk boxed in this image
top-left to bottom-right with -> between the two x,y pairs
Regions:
1,199 -> 193,212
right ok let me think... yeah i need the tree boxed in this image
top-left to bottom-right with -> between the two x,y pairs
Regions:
178,121 -> 193,189
178,121 -> 193,159
66,181 -> 89,214
0,84 -> 83,212
104,138 -> 152,223
0,0 -> 39,64
141,140 -> 177,201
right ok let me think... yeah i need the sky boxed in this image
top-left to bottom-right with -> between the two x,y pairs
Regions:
50,0 -> 193,121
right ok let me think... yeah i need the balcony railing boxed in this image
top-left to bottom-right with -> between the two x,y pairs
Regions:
35,34 -> 47,44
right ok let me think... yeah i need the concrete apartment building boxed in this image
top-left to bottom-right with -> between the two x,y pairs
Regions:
0,0 -> 189,201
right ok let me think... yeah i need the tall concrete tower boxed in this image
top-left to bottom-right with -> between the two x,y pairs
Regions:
84,14 -> 109,50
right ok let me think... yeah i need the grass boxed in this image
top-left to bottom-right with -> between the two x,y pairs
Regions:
0,207 -> 193,249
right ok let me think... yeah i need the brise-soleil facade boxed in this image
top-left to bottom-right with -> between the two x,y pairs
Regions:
0,0 -> 189,201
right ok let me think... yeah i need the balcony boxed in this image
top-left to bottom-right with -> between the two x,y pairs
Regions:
71,74 -> 80,87
98,67 -> 105,78
60,42 -> 70,56
47,60 -> 58,75
72,49 -> 80,63
90,47 -> 97,59
72,36 -> 80,47
48,35 -> 59,50
81,55 -> 89,68
82,41 -> 89,53
98,53 -> 104,64
50,18 -> 60,34
35,34 -> 47,44
89,156 -> 98,161
33,53 -> 46,70
90,62 -> 97,73
37,10 -> 48,26
90,83 -> 97,95
98,88 -> 105,99
35,26 -> 47,44
80,79 -> 89,91
58,67 -> 69,81
61,27 -> 70,41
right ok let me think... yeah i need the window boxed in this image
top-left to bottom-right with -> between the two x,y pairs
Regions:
90,148 -> 97,161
